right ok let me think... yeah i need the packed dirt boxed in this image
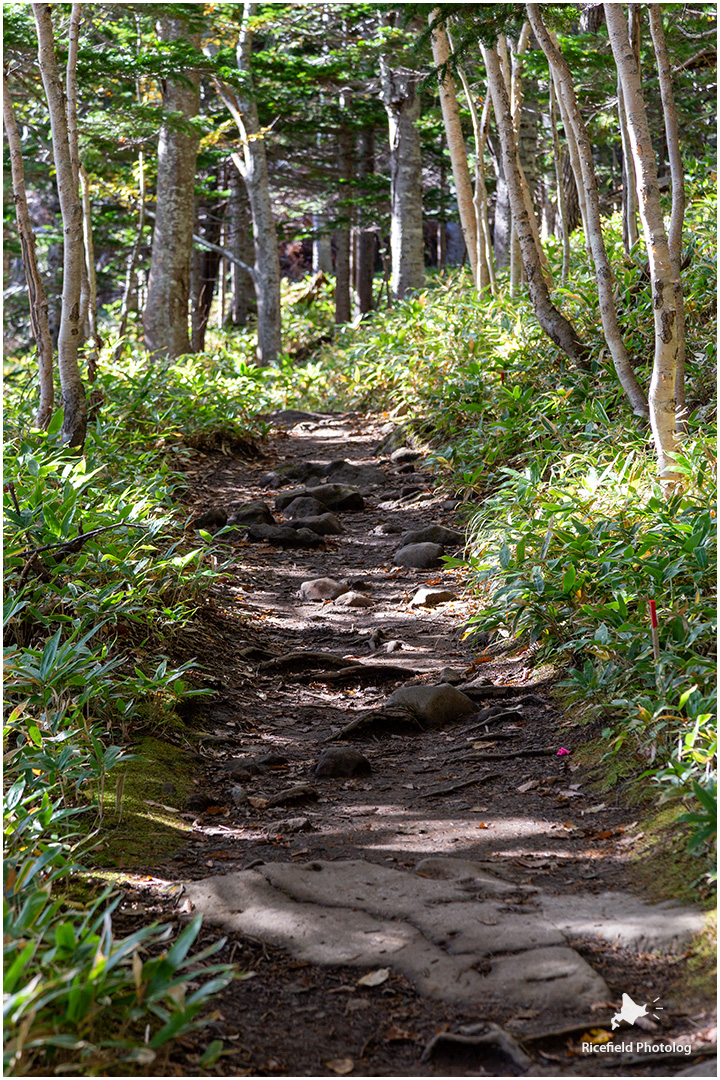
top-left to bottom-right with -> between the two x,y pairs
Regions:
111,411 -> 715,1078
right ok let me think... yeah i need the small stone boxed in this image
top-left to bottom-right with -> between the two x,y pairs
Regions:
190,508 -> 227,531
384,640 -> 403,653
375,424 -> 408,456
401,525 -> 464,547
393,542 -> 445,569
400,484 -> 425,499
321,460 -> 385,487
254,753 -> 289,767
438,667 -> 465,684
285,513 -> 344,535
245,524 -> 321,547
282,496 -> 328,518
300,578 -> 350,601
227,500 -> 275,527
333,591 -> 375,608
276,484 -> 364,513
371,522 -> 402,535
222,757 -> 258,780
314,747 -> 372,778
230,785 -> 247,806
409,586 -> 456,608
390,447 -> 422,464
272,817 -> 314,834
386,684 -> 475,726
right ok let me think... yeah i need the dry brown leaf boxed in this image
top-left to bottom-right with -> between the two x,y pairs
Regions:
324,1058 -> 354,1075
357,967 -> 390,987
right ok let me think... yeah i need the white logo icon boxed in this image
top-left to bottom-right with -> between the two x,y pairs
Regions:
611,993 -> 664,1030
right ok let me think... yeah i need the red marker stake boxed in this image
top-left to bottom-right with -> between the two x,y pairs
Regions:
649,598 -> 660,663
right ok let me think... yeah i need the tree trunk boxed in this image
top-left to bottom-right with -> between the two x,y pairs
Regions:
528,5 -> 648,417
219,2 -> 282,365
549,79 -> 570,284
3,70 -> 54,429
191,186 -> 222,353
144,16 -> 200,359
649,3 -> 687,434
379,59 -> 425,299
66,3 -> 90,340
32,3 -> 87,447
355,126 -> 376,315
334,112 -> 353,324
312,214 -> 333,274
605,3 -> 681,483
79,165 -> 99,382
483,41 -> 589,372
227,168 -> 254,327
429,12 -> 478,287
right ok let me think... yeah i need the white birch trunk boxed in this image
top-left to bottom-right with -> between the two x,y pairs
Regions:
605,3 -> 681,483
527,5 -> 648,417
3,71 -> 54,428
649,3 -> 687,433
32,2 -> 87,447
429,12 -> 478,287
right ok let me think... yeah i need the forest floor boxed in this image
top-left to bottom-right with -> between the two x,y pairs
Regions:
104,411 -> 715,1079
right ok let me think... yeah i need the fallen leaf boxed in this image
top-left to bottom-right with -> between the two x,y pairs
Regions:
580,1029 -> 613,1045
324,1058 -> 354,1075
203,806 -> 226,816
517,780 -> 539,793
357,967 -> 390,987
581,803 -> 607,815
247,796 -> 268,809
476,822 -> 492,829
384,1025 -> 417,1042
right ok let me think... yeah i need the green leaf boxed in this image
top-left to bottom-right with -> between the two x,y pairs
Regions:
562,564 -> 576,592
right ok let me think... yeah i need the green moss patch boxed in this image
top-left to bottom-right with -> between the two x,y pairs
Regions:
96,736 -> 197,870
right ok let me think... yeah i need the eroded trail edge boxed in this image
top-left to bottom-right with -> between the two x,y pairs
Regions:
129,411 -> 712,1077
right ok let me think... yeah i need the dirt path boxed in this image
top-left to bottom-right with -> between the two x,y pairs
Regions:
118,412 -> 714,1078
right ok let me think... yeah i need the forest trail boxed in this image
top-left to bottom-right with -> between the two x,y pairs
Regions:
124,412 -> 713,1078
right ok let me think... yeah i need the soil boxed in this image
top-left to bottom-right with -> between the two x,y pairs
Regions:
105,411 -> 716,1078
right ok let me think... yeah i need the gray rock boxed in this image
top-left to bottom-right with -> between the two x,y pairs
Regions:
333,591 -> 375,608
190,508 -> 227,531
284,513 -> 343,536
314,747 -> 372,778
227,500 -> 276,527
400,484 -> 425,499
371,521 -> 402,535
271,817 -> 314,834
393,543 -> 445,569
421,1025 -> 532,1073
391,447 -> 422,465
321,459 -> 385,488
409,586 -> 456,608
222,757 -> 259,780
384,640 -> 403,653
299,578 -> 350,601
246,524 -> 322,548
401,525 -> 464,547
438,667 -> 465,684
259,461 -> 323,488
281,496 -> 328,518
386,684 -> 475,726
276,484 -> 365,513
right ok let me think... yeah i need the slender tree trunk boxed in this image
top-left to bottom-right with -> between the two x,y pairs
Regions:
191,185 -> 222,352
605,3 -> 681,483
549,79 -> 570,284
483,41 -> 589,371
437,149 -> 447,268
620,4 -> 641,253
447,26 -> 495,293
528,5 -> 648,416
219,2 -> 282,365
79,165 -> 99,381
144,16 -> 200,359
429,12 -> 478,287
355,126 -> 376,315
379,58 -> 425,299
66,3 -> 90,339
334,108 -> 353,324
312,215 -> 333,274
227,168 -> 253,327
649,3 -> 687,434
32,3 -> 86,447
3,70 -> 54,428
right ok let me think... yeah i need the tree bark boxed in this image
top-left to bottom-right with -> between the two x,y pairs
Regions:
355,126 -> 376,315
219,2 -> 282,365
528,5 -> 648,416
3,69 -> 54,429
649,3 -> 687,433
32,3 -> 86,447
483,41 -> 589,371
227,168 -> 254,327
549,78 -> 570,283
334,107 -> 353,324
379,58 -> 425,299
605,3 -> 681,483
144,16 -> 200,359
191,183 -> 222,352
429,12 -> 478,287
79,165 -> 99,381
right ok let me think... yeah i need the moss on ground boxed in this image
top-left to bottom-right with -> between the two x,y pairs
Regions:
95,736 -> 196,870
